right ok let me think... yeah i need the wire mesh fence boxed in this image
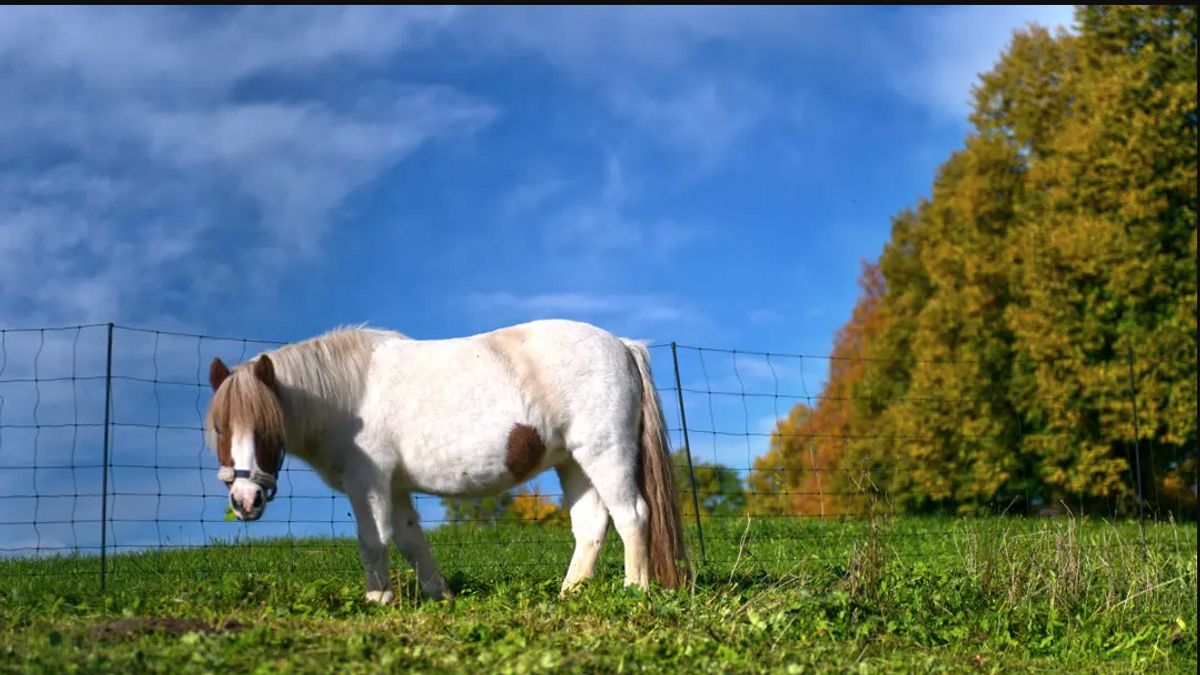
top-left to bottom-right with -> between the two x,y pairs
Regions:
0,323 -> 1195,587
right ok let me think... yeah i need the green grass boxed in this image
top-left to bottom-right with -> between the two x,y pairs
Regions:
1,514 -> 1195,673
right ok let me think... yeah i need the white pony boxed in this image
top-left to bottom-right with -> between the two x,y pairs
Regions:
205,319 -> 686,602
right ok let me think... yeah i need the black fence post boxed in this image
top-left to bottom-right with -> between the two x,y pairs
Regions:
1125,344 -> 1147,552
99,323 -> 114,592
670,342 -> 706,565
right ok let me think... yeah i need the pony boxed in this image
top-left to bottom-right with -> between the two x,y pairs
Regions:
204,319 -> 686,602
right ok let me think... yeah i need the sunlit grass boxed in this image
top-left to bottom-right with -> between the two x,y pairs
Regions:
2,515 -> 1195,672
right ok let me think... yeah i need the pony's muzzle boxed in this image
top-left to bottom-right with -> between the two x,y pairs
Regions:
230,481 -> 266,521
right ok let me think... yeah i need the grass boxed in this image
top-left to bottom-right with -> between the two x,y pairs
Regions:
0,513 -> 1195,673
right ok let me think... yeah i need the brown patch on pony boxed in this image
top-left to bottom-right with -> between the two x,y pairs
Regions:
206,356 -> 286,471
505,423 -> 545,482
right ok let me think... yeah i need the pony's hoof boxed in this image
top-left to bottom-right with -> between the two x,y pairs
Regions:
365,590 -> 395,605
622,579 -> 650,594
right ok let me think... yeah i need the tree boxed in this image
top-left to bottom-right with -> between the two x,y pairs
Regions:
444,487 -> 569,525
748,262 -> 888,517
1007,5 -> 1197,512
507,488 -> 568,524
442,493 -> 515,525
754,6 -> 1196,517
672,450 -> 747,521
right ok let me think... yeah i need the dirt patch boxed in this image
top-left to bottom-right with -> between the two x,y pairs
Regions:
92,618 -> 244,640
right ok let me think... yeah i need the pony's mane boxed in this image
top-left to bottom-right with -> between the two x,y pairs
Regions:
277,324 -> 404,359
255,325 -> 404,439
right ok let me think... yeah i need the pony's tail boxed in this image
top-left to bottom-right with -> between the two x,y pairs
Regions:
621,338 -> 687,589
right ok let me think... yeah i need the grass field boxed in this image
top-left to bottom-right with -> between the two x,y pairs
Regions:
1,514 -> 1196,673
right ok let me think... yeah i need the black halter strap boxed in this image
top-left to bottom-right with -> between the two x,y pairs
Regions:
218,445 -> 286,502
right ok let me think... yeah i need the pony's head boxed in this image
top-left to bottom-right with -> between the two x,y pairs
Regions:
205,355 -> 286,521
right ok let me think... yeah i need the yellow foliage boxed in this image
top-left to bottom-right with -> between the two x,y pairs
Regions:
750,6 -> 1196,517
509,488 -> 567,524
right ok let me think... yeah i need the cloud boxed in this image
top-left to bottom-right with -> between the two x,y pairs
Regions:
453,7 -> 791,166
608,77 -> 770,167
886,5 -> 1077,119
501,178 -> 572,221
478,154 -> 705,314
456,6 -> 783,76
446,6 -> 1076,165
0,6 -> 458,94
538,154 -> 702,263
748,308 -> 783,324
0,7 -> 494,328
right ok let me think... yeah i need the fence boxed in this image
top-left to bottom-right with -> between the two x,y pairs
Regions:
0,322 -> 1195,587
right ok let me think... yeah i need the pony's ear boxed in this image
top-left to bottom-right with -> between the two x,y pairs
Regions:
209,358 -> 231,392
254,354 -> 277,390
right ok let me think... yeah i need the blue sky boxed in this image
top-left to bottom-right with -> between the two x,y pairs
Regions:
0,6 -> 1077,553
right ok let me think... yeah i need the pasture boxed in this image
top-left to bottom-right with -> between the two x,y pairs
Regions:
2,514 -> 1195,673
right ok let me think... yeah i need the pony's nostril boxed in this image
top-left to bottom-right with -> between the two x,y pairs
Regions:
253,491 -> 263,508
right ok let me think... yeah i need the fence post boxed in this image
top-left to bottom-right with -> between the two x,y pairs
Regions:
99,323 -> 114,592
1125,345 -> 1147,552
670,342 -> 706,565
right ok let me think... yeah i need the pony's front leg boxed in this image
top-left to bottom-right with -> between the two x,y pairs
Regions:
346,477 -> 395,604
392,494 -> 453,601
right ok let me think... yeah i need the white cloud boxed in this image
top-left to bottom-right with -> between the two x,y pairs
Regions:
0,6 -> 458,96
453,5 -> 1079,135
538,154 -> 702,262
608,77 -> 770,167
452,7 -> 792,166
456,6 -> 786,76
887,5 -> 1077,120
0,7 -> 494,328
748,308 -> 783,324
502,178 -> 572,221
477,153 -> 707,337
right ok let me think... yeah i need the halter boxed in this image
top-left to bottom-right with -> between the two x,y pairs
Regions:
218,446 -> 286,502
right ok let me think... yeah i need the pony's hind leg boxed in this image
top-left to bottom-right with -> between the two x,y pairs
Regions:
556,460 -> 610,596
391,494 -> 453,601
572,442 -> 650,590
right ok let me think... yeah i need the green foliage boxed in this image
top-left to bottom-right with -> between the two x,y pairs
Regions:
441,493 -> 515,525
672,449 -> 748,521
0,517 -> 1194,672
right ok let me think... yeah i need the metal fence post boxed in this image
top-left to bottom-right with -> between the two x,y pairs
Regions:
670,342 -> 706,564
99,323 -> 114,592
1125,344 -> 1147,552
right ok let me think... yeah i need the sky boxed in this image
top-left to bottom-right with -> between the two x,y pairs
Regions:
0,6 -> 1077,556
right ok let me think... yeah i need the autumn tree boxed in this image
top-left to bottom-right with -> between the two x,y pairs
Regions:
748,262 -> 886,516
1008,5 -> 1197,513
506,488 -> 569,524
752,5 -> 1196,517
